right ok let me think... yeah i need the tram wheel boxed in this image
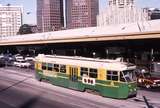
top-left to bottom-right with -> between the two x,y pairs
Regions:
35,74 -> 42,81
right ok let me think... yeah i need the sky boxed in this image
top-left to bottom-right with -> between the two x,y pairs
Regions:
0,0 -> 160,25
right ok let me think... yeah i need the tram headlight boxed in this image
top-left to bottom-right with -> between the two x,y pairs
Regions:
130,89 -> 133,92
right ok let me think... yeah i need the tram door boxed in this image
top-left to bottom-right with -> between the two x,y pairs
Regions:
69,67 -> 78,82
69,66 -> 78,89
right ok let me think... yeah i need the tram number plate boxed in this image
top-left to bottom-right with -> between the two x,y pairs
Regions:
82,77 -> 96,85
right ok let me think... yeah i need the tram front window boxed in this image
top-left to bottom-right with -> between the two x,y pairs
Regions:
120,70 -> 135,82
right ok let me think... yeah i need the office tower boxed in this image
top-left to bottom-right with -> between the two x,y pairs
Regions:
108,0 -> 134,7
0,4 -> 22,36
37,0 -> 64,32
65,0 -> 99,29
97,0 -> 148,26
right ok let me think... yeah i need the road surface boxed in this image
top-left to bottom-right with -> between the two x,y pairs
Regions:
0,67 -> 160,108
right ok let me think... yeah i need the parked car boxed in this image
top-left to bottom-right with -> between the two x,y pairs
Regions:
25,56 -> 35,69
25,56 -> 34,61
136,71 -> 160,89
0,58 -> 5,67
13,59 -> 31,68
0,54 -> 15,66
15,55 -> 23,60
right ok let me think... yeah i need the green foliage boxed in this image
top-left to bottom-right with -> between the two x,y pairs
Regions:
17,24 -> 33,35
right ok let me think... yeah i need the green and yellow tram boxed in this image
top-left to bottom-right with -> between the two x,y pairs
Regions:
34,54 -> 137,99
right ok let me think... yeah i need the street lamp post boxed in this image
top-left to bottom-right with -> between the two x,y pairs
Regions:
51,50 -> 54,55
93,52 -> 96,58
74,49 -> 76,56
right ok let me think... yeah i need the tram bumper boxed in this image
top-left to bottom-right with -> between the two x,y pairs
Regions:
128,83 -> 137,97
128,89 -> 137,97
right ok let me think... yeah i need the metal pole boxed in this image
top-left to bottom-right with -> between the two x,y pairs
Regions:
150,48 -> 154,72
93,52 -> 96,58
51,50 -> 53,55
106,49 -> 109,59
33,50 -> 35,57
74,49 -> 76,56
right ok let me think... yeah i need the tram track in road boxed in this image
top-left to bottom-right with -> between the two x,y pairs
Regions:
0,76 -> 32,93
0,69 -> 34,91
0,67 -> 33,95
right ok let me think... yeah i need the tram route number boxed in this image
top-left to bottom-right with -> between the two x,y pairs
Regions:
82,77 -> 96,85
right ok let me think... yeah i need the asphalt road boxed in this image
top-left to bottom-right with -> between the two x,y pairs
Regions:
0,67 -> 160,108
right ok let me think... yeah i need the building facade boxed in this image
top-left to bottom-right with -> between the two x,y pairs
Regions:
97,0 -> 149,26
65,0 -> 99,29
0,4 -> 22,36
37,0 -> 64,32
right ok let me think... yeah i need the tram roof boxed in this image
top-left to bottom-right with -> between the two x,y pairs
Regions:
35,54 -> 136,71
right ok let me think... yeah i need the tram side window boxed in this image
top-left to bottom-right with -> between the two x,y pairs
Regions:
47,63 -> 53,71
80,67 -> 88,77
42,63 -> 47,70
107,71 -> 118,81
54,64 -> 59,72
60,65 -> 66,73
89,68 -> 97,78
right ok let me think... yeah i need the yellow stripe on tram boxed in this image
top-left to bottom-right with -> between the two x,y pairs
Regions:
96,83 -> 119,88
57,76 -> 68,79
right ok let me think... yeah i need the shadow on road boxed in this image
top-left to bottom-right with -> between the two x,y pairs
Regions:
19,96 -> 39,108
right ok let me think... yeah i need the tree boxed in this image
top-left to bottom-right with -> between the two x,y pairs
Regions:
17,24 -> 33,35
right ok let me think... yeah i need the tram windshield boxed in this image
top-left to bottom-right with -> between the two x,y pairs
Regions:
120,70 -> 136,82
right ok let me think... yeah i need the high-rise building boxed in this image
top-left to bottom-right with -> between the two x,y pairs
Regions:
108,0 -> 135,7
0,4 -> 22,36
37,0 -> 64,32
97,0 -> 149,26
65,0 -> 99,29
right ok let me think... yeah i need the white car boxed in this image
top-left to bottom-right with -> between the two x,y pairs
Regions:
15,56 -> 23,60
14,59 -> 31,68
25,56 -> 35,61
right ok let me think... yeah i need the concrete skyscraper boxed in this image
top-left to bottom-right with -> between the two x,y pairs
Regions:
108,0 -> 134,7
65,0 -> 99,29
97,0 -> 149,26
37,0 -> 64,32
0,4 -> 22,36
